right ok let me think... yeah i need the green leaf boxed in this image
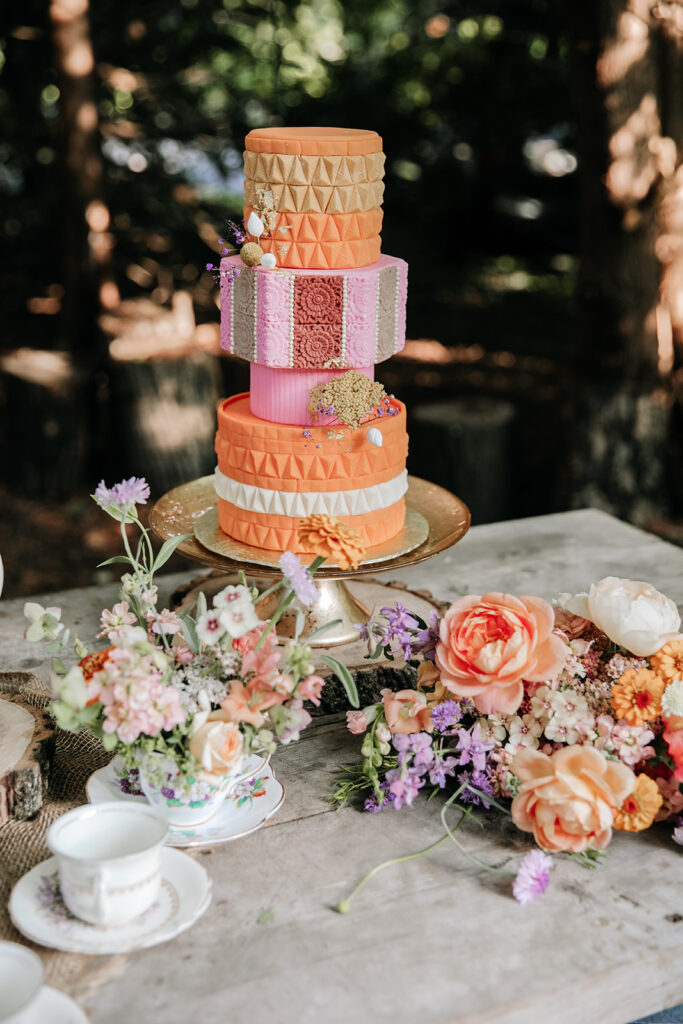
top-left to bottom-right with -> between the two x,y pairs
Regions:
152,533 -> 193,573
320,654 -> 359,708
180,613 -> 200,654
257,907 -> 275,925
364,640 -> 385,661
96,555 -> 134,568
78,703 -> 102,725
101,731 -> 118,751
51,657 -> 66,676
294,607 -> 305,641
306,619 -> 342,643
196,591 -> 207,619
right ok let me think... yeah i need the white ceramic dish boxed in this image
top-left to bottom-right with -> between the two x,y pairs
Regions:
15,986 -> 89,1024
0,940 -> 43,1023
87,756 -> 283,847
9,848 -> 211,955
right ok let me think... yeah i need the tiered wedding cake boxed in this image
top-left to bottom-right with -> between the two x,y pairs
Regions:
214,127 -> 409,553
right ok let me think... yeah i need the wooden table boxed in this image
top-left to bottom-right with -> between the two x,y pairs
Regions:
1,509 -> 683,1024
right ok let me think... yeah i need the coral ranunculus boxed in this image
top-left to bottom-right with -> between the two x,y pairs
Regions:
511,746 -> 636,853
663,715 -> 683,783
435,593 -> 567,715
383,689 -> 433,734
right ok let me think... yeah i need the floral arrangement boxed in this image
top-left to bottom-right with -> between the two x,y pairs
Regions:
24,477 -> 360,813
333,578 -> 683,906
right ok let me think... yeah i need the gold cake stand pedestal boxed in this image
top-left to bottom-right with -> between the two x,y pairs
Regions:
149,475 -> 470,647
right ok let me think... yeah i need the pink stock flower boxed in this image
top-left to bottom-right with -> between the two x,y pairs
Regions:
92,646 -> 186,745
148,608 -> 183,637
553,608 -> 591,639
241,629 -> 281,678
435,593 -> 568,716
610,722 -> 655,767
298,674 -> 325,706
654,772 -> 683,822
346,709 -> 368,734
98,601 -> 137,640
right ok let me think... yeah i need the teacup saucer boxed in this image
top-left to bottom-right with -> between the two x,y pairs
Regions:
9,848 -> 211,955
87,758 -> 284,848
21,985 -> 89,1023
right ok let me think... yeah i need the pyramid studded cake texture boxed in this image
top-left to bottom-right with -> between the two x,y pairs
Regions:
213,126 -> 410,555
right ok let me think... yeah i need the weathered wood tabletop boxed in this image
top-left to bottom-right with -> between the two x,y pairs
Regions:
1,509 -> 683,1024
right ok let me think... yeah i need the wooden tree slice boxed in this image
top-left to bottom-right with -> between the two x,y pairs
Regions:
0,695 -> 55,825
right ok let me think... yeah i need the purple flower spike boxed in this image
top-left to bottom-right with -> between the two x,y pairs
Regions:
279,551 -> 318,607
513,849 -> 553,904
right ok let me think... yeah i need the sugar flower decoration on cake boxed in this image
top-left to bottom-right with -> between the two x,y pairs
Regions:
294,277 -> 343,324
297,514 -> 366,571
308,370 -> 387,430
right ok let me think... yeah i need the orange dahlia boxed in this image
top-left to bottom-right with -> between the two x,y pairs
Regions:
613,774 -> 663,832
651,638 -> 683,684
297,514 -> 366,571
610,668 -> 665,725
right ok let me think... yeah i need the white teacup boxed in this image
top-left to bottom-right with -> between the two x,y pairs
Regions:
47,803 -> 168,927
0,941 -> 43,1023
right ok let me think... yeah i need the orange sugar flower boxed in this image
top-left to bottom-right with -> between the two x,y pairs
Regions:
297,514 -> 366,571
651,639 -> 683,684
610,668 -> 665,726
613,774 -> 663,832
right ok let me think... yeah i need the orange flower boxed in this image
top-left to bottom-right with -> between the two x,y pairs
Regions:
511,746 -> 635,853
613,773 -> 663,832
416,661 -> 449,705
383,689 -> 433,734
78,647 -> 114,705
610,668 -> 665,725
219,679 -> 286,728
297,514 -> 366,570
651,638 -> 683,684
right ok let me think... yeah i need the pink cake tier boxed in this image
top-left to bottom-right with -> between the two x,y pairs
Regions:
250,364 -> 375,426
219,254 -> 407,369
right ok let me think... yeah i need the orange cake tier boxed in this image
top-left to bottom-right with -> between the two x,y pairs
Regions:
243,127 -> 385,270
214,392 -> 408,552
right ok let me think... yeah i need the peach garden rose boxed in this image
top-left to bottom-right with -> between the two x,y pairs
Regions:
511,746 -> 635,852
435,593 -> 568,715
189,714 -> 244,781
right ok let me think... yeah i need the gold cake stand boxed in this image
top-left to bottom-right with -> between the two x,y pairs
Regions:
149,475 -> 470,646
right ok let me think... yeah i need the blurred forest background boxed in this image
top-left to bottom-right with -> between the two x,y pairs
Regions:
1,0 -> 683,598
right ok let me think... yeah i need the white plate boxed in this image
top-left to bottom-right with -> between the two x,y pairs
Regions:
87,757 -> 283,848
9,848 -> 211,955
23,985 -> 89,1024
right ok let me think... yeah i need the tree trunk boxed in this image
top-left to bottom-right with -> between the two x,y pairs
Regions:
567,0 -> 682,522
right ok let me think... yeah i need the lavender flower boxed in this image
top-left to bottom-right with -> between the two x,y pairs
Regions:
428,754 -> 458,788
385,765 -> 425,809
279,551 -> 318,606
392,732 -> 434,767
364,781 -> 394,813
458,769 -> 495,808
95,476 -> 150,511
430,700 -> 462,732
513,849 -> 553,904
455,722 -> 494,772
379,602 -> 420,660
413,609 -> 440,661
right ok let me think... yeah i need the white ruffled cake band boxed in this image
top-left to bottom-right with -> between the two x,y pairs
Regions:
214,467 -> 408,518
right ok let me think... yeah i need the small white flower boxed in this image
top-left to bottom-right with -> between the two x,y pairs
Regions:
529,685 -> 554,723
24,602 -> 63,642
214,584 -> 253,609
505,714 -> 543,753
52,665 -> 88,709
662,679 -> 683,718
548,687 -> 589,725
196,610 -> 226,646
219,602 -> 259,640
376,723 -> 391,745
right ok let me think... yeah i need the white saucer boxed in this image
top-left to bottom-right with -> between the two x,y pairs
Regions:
22,985 -> 89,1023
9,848 -> 211,955
87,757 -> 284,847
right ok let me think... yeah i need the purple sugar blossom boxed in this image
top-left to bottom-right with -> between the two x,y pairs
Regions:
455,722 -> 494,772
279,551 -> 319,606
430,700 -> 462,732
512,849 -> 553,904
95,476 -> 150,511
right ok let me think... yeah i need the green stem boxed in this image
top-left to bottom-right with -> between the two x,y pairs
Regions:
254,589 -> 295,651
440,800 -> 513,876
335,802 -> 473,914
119,517 -> 172,657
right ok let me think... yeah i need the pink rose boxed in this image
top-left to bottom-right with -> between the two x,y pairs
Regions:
347,709 -> 368,734
299,674 -> 325,706
435,593 -> 568,715
383,689 -> 432,735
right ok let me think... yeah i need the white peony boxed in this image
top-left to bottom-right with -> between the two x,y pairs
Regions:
560,577 -> 681,657
662,679 -> 683,718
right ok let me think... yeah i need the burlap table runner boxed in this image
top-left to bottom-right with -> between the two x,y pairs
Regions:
0,671 -> 115,995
